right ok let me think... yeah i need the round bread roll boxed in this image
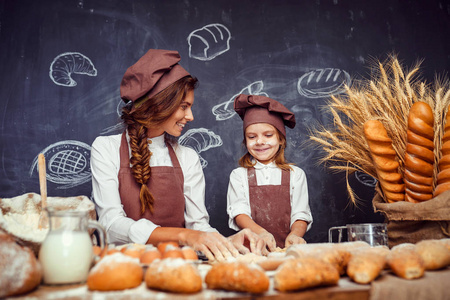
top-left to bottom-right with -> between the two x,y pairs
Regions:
87,252 -> 143,291
404,102 -> 434,203
363,120 -> 405,203
145,258 -> 202,293
181,246 -> 199,260
205,261 -> 269,294
0,230 -> 43,298
140,246 -> 162,264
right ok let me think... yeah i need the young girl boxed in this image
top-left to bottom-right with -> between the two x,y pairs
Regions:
91,50 -> 264,260
227,94 -> 313,252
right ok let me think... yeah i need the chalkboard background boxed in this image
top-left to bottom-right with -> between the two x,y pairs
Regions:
1,0 -> 449,242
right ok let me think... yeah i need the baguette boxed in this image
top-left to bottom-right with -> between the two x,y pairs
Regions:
387,245 -> 424,280
415,240 -> 450,270
274,256 -> 340,292
364,120 -> 405,203
346,247 -> 388,284
434,111 -> 450,196
404,102 -> 434,202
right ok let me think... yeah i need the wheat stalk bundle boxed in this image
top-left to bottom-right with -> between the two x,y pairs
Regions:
309,54 -> 450,203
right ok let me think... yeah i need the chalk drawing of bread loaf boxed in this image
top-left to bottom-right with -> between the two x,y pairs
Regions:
188,23 -> 231,61
434,110 -> 450,196
363,120 -> 405,203
404,102 -> 434,203
297,68 -> 351,99
49,52 -> 97,87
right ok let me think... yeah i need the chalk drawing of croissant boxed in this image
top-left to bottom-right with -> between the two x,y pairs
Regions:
49,52 -> 97,87
188,23 -> 231,61
29,140 -> 92,189
212,81 -> 269,121
179,128 -> 223,168
297,68 -> 351,98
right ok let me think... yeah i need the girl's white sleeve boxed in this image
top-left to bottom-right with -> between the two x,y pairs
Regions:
290,166 -> 313,230
226,168 -> 251,231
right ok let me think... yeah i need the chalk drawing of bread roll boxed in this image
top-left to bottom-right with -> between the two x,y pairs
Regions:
434,110 -> 450,196
29,140 -> 92,189
363,120 -> 405,203
49,52 -> 97,87
404,102 -> 434,203
179,128 -> 223,168
212,81 -> 268,121
297,68 -> 351,98
188,23 -> 231,61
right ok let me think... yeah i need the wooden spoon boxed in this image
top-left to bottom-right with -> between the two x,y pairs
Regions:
38,153 -> 48,229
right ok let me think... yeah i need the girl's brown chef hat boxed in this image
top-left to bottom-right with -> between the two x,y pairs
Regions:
120,49 -> 190,105
234,94 -> 296,137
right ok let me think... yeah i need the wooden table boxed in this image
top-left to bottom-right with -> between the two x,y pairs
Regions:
9,267 -> 449,300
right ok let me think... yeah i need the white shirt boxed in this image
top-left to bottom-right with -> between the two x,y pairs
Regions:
227,160 -> 313,232
90,133 -> 217,245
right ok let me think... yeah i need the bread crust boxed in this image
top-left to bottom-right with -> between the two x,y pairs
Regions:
363,120 -> 404,202
87,253 -> 143,291
205,261 -> 269,294
274,257 -> 340,292
404,102 -> 434,202
0,230 -> 43,298
145,258 -> 202,293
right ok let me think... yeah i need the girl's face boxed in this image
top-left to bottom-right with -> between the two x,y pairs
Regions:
149,90 -> 195,138
245,123 -> 281,165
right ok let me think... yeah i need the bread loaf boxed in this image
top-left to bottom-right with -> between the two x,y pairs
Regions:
205,261 -> 269,294
0,230 -> 43,298
346,247 -> 388,284
415,239 -> 450,270
363,120 -> 405,203
87,252 -> 143,291
387,245 -> 424,279
434,111 -> 450,196
274,256 -> 340,292
404,102 -> 434,202
145,258 -> 202,293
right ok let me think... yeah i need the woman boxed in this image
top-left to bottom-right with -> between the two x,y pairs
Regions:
91,49 -> 264,260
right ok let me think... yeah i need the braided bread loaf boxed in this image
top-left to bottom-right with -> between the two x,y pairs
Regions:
363,120 -> 405,203
434,110 -> 450,196
404,102 -> 434,203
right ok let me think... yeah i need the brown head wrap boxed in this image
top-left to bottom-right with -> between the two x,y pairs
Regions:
234,94 -> 296,137
120,49 -> 190,105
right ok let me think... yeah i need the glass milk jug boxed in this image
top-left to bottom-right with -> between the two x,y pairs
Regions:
38,208 -> 106,285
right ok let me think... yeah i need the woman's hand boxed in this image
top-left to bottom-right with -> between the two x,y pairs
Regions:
258,230 -> 277,253
285,233 -> 307,247
180,230 -> 240,261
227,228 -> 268,256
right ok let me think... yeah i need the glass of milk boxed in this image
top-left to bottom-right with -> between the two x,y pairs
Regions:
39,208 -> 106,285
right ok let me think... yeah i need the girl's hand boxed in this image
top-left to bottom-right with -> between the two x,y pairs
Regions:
285,233 -> 307,247
228,228 -> 268,256
182,230 -> 239,261
258,230 -> 277,252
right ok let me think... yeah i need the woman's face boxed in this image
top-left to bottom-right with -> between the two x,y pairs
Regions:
150,90 -> 195,138
245,123 -> 281,164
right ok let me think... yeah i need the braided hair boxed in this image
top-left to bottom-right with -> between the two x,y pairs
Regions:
121,76 -> 198,214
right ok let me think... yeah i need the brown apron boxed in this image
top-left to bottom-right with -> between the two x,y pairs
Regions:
248,167 -> 291,248
118,132 -> 185,228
